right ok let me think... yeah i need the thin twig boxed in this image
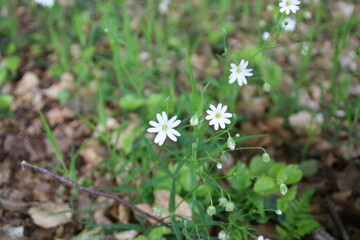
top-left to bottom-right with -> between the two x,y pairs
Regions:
21,161 -> 166,226
324,196 -> 350,240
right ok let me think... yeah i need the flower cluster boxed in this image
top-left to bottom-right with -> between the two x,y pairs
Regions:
147,103 -> 232,146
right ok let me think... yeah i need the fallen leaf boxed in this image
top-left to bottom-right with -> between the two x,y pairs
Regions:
0,161 -> 11,186
13,72 -> 39,96
289,111 -> 318,132
113,230 -> 138,240
0,225 -> 24,238
42,72 -> 75,100
28,203 -> 72,229
46,107 -> 75,126
154,190 -> 192,222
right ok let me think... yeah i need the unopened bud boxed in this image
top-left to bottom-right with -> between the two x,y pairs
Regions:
262,153 -> 271,163
225,201 -> 235,212
280,183 -> 288,195
218,197 -> 228,207
190,112 -> 199,126
207,205 -> 216,216
227,136 -> 236,150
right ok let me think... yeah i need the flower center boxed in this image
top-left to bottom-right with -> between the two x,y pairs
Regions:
215,113 -> 221,118
286,1 -> 291,6
162,124 -> 168,130
236,68 -> 242,73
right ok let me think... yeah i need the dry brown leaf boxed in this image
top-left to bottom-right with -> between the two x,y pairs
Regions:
117,203 -> 130,224
240,97 -> 269,119
0,225 -> 24,239
113,230 -> 139,240
135,203 -> 155,224
14,72 -> 39,96
42,72 -> 75,100
154,190 -> 192,222
0,161 -> 11,186
289,111 -> 318,132
46,107 -> 75,126
80,141 -> 104,165
93,196 -> 114,225
337,163 -> 360,191
28,203 -> 72,229
331,2 -> 355,19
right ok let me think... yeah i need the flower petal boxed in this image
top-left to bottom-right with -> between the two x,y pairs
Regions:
155,131 -> 166,145
219,120 -> 225,129
210,104 -> 217,112
149,120 -> 160,127
209,118 -> 217,126
169,119 -> 181,128
169,128 -> 181,136
220,105 -> 228,114
147,127 -> 159,133
161,112 -> 168,122
230,63 -> 237,69
166,131 -> 177,142
214,122 -> 219,130
223,113 -> 232,118
156,113 -> 163,124
168,115 -> 177,124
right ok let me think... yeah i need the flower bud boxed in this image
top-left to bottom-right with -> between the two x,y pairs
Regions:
276,209 -> 283,215
216,162 -> 223,169
207,205 -> 216,216
280,183 -> 288,195
262,82 -> 271,92
218,230 -> 229,240
227,136 -> 236,150
152,205 -> 164,216
190,112 -> 199,126
262,153 -> 271,163
225,201 -> 235,212
218,197 -> 228,207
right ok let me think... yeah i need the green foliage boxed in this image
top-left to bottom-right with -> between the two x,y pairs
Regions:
276,189 -> 319,239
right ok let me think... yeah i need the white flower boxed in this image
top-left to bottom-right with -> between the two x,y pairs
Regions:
281,17 -> 296,32
257,236 -> 270,240
229,60 -> 253,86
279,0 -> 300,15
205,104 -> 232,130
218,230 -> 229,240
262,31 -> 270,41
147,112 -> 181,146
276,209 -> 283,215
34,0 -> 55,7
159,0 -> 171,14
216,163 -> 223,169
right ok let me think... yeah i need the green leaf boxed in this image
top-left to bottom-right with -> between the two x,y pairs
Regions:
268,163 -> 286,178
260,61 -> 282,89
149,226 -> 171,240
299,160 -> 318,177
282,186 -> 297,201
276,198 -> 289,212
5,56 -> 20,71
131,236 -> 148,240
39,111 -> 68,172
119,94 -> 144,110
0,68 -> 7,85
228,163 -> 252,190
250,155 -> 271,176
277,164 -> 302,184
248,191 -> 264,210
253,177 -> 278,195
0,94 -> 14,108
